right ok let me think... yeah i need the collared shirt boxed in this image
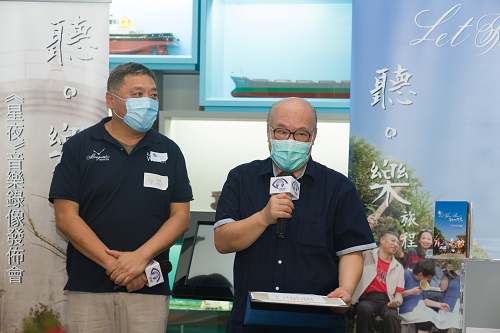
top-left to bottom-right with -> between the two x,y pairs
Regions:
49,117 -> 193,295
215,157 -> 376,331
351,247 -> 405,304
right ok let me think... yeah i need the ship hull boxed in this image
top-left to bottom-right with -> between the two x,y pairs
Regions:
109,34 -> 178,55
231,89 -> 350,99
230,76 -> 350,99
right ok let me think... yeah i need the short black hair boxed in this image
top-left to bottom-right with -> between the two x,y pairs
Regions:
412,258 -> 436,277
380,230 -> 399,241
107,62 -> 156,92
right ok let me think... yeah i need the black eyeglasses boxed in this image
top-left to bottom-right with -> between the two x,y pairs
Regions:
268,125 -> 314,142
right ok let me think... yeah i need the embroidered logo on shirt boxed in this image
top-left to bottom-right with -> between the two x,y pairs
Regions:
147,151 -> 168,163
86,148 -> 110,161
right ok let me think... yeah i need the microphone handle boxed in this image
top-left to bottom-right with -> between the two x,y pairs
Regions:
277,218 -> 287,239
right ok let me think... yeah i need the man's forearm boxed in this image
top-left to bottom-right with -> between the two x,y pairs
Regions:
214,211 -> 270,254
338,251 -> 364,296
54,199 -> 115,269
136,202 -> 191,260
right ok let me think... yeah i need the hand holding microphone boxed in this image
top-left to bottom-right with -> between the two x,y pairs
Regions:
114,259 -> 172,292
269,171 -> 300,238
105,248 -> 172,292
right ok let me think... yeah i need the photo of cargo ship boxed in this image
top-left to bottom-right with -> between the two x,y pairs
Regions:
109,33 -> 179,55
230,75 -> 350,99
109,14 -> 179,55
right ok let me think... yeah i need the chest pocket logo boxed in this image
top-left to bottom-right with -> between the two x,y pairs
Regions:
86,148 -> 110,161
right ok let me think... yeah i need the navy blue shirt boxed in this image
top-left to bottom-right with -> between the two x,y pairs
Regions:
215,157 -> 375,332
49,117 -> 193,295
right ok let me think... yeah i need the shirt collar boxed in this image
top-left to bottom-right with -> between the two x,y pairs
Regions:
259,156 -> 316,180
91,117 -> 163,147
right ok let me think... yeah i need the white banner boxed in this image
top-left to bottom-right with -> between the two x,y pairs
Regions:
0,1 -> 109,331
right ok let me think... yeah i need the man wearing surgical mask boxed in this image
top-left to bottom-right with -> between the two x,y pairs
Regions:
214,97 -> 376,332
49,62 -> 193,333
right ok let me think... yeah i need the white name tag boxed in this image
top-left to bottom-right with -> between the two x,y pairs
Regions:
144,173 -> 168,190
149,151 -> 168,163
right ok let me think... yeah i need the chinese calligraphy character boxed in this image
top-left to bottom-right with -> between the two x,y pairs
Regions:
47,17 -> 97,66
400,210 -> 419,228
7,228 -> 25,246
6,170 -> 25,189
370,68 -> 388,109
6,104 -> 24,121
370,65 -> 417,109
400,232 -> 417,249
6,190 -> 25,208
6,246 -> 25,265
6,209 -> 25,228
370,182 -> 411,206
370,160 -> 410,206
7,155 -> 23,170
6,266 -> 24,284
371,160 -> 409,180
388,64 -> 416,106
6,123 -> 24,142
49,123 -> 82,159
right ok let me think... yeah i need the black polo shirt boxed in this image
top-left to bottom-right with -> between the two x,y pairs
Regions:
215,157 -> 375,332
49,117 -> 193,295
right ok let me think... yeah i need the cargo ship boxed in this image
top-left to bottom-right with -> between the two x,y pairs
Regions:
109,33 -> 179,55
230,75 -> 350,99
109,14 -> 179,55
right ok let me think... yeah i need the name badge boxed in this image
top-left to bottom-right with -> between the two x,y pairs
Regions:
149,151 -> 168,163
144,173 -> 168,190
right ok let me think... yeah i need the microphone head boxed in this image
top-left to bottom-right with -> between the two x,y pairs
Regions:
160,260 -> 173,275
270,171 -> 300,199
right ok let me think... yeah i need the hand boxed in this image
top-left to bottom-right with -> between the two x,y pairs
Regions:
387,299 -> 401,308
367,214 -> 378,228
439,303 -> 450,312
327,286 -> 352,314
125,274 -> 148,292
261,193 -> 294,226
410,286 -> 422,295
105,249 -> 149,287
399,230 -> 406,244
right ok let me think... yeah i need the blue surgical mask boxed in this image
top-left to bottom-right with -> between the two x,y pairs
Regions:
270,139 -> 312,171
111,93 -> 159,132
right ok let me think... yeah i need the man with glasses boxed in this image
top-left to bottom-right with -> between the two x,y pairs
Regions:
214,97 -> 375,332
49,62 -> 193,332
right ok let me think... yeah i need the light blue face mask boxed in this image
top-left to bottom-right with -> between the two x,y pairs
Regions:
270,139 -> 312,171
111,93 -> 159,132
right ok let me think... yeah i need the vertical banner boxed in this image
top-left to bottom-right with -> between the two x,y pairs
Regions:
349,1 -> 500,331
349,0 -> 500,330
0,1 -> 109,331
350,0 -> 500,260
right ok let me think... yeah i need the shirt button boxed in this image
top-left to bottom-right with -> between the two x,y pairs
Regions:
275,286 -> 280,291
278,260 -> 282,264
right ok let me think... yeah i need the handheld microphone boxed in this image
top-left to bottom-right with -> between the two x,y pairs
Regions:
269,171 -> 300,239
114,259 -> 172,292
